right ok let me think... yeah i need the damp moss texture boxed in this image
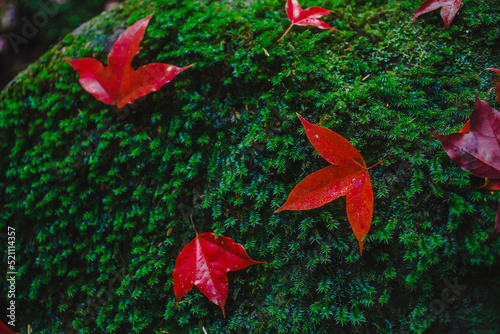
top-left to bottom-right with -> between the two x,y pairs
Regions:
1,0 -> 500,333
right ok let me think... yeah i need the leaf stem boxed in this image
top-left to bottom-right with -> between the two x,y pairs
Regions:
278,24 -> 294,42
189,214 -> 198,237
367,155 -> 391,170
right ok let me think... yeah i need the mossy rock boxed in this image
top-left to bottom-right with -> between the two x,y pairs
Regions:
1,0 -> 500,333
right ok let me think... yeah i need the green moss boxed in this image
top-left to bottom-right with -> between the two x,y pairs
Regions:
1,0 -> 500,333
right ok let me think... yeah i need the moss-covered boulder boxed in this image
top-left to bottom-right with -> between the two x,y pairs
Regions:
1,0 -> 500,333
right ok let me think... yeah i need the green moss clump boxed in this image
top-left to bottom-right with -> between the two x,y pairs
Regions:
1,0 -> 500,333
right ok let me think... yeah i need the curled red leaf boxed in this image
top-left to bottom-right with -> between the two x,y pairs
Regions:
431,97 -> 500,238
430,97 -> 500,180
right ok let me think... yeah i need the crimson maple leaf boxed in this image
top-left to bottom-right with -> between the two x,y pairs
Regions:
64,14 -> 192,108
173,232 -> 263,317
278,0 -> 340,42
412,0 -> 462,30
488,68 -> 500,105
275,114 -> 386,254
430,97 -> 500,238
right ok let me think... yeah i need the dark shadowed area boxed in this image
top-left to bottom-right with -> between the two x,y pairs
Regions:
0,0 -> 120,89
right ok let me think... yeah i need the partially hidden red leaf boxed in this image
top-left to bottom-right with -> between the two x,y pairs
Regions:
430,97 -> 500,180
0,321 -> 16,334
275,114 -> 375,254
412,0 -> 462,30
173,232 -> 263,317
480,178 -> 500,190
458,119 -> 470,133
487,68 -> 500,105
64,14 -> 192,108
278,0 -> 339,42
430,97 -> 500,238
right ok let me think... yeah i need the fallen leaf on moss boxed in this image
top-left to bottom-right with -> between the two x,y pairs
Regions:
278,0 -> 339,42
64,14 -> 192,108
430,97 -> 500,238
412,0 -> 462,30
173,232 -> 263,317
275,114 -> 387,254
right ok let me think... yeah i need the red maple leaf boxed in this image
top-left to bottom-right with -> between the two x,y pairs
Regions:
430,97 -> 500,238
64,14 -> 192,108
275,114 -> 387,254
173,232 -> 263,316
412,0 -> 462,30
488,68 -> 500,105
278,0 -> 340,42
